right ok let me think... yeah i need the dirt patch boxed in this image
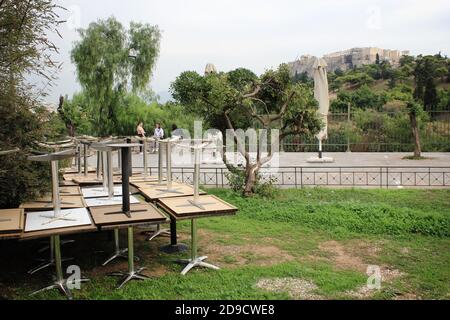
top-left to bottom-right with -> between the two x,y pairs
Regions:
141,265 -> 168,277
319,240 -> 406,299
319,241 -> 367,272
394,292 -> 420,300
195,230 -> 294,268
256,278 -> 321,300
354,240 -> 385,257
381,266 -> 405,282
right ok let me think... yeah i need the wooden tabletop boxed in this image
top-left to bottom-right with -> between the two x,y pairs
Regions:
89,203 -> 167,228
60,186 -> 82,196
158,195 -> 237,220
0,209 -> 24,238
20,220 -> 98,241
60,180 -> 79,187
132,180 -> 182,189
70,175 -> 121,185
61,167 -> 96,174
129,174 -> 161,184
19,195 -> 86,210
139,183 -> 206,202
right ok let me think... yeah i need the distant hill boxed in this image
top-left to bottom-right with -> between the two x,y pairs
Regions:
289,47 -> 409,76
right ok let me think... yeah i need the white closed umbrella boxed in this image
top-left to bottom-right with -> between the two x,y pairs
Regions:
313,57 -> 329,159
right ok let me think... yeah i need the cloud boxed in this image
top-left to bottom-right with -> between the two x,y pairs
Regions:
40,0 -> 449,103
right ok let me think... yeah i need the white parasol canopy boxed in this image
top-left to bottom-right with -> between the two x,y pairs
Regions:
313,57 -> 329,141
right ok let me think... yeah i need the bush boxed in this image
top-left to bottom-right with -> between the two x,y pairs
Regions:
254,174 -> 279,199
225,170 -> 279,198
225,170 -> 246,193
60,92 -> 198,137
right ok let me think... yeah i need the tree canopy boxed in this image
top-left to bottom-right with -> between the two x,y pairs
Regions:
71,17 -> 161,136
0,0 -> 64,207
171,64 -> 321,195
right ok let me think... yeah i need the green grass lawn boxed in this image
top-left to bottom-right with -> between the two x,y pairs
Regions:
0,188 -> 449,300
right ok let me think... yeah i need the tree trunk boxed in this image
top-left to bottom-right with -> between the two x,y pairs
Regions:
68,124 -> 75,137
243,164 -> 259,196
409,112 -> 421,157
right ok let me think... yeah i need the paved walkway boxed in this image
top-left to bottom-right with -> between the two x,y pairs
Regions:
82,152 -> 450,188
85,151 -> 450,168
99,152 -> 450,168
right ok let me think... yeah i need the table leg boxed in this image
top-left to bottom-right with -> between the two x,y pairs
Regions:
159,217 -> 187,253
178,219 -> 220,275
146,223 -> 171,241
29,236 -> 56,274
122,146 -> 131,216
96,151 -> 102,180
110,226 -> 148,289
102,228 -> 135,266
77,144 -> 81,174
83,144 -> 88,176
117,150 -> 121,172
31,235 -> 89,299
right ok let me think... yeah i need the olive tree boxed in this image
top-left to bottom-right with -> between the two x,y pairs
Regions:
171,64 -> 321,196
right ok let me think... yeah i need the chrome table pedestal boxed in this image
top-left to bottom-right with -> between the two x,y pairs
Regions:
28,150 -> 79,275
155,138 -> 183,194
107,143 -> 148,289
110,226 -> 149,289
31,235 -> 89,299
102,228 -> 139,266
145,223 -> 171,241
177,219 -> 219,275
29,237 -> 73,274
89,143 -> 139,266
160,217 -> 188,253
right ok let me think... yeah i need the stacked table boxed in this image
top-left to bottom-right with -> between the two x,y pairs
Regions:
0,209 -> 24,240
1,137 -> 239,298
158,195 -> 237,275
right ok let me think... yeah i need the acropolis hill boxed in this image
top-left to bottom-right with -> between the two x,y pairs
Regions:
289,47 -> 410,76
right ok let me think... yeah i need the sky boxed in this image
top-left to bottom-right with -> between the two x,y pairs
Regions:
41,0 -> 450,104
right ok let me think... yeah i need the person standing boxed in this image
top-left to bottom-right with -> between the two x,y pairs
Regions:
137,122 -> 146,153
153,123 -> 164,153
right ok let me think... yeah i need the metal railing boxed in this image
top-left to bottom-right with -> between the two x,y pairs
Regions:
136,166 -> 450,189
283,110 -> 450,152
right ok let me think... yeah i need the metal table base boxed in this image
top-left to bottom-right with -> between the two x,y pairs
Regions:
109,226 -> 149,289
177,219 -> 219,275
145,224 -> 171,241
29,238 -> 74,275
160,217 -> 188,253
37,238 -> 75,254
103,228 -> 139,266
31,235 -> 89,299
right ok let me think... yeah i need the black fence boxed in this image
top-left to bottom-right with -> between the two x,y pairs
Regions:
283,110 -> 450,152
141,166 -> 450,189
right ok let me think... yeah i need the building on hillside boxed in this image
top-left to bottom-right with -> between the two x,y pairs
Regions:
289,47 -> 410,76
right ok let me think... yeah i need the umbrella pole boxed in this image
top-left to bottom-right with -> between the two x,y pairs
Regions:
318,138 -> 323,159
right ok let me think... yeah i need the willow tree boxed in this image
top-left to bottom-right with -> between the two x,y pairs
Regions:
171,64 -> 321,196
71,17 -> 161,136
